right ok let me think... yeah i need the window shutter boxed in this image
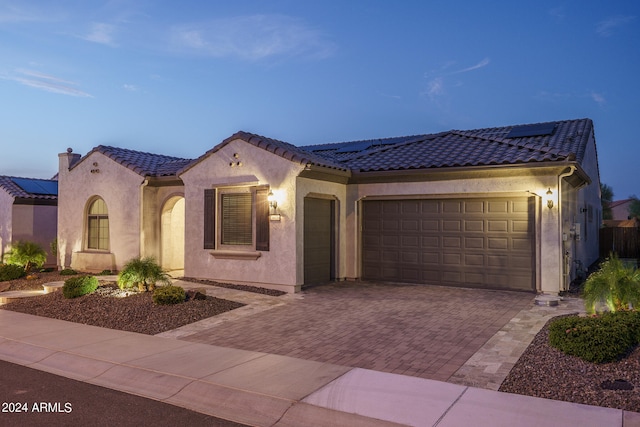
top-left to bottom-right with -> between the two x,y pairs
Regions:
204,189 -> 215,249
256,188 -> 270,251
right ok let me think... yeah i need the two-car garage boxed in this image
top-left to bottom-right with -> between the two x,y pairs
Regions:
361,197 -> 536,292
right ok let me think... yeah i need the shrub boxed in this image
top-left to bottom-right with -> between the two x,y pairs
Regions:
118,257 -> 171,292
549,312 -> 640,363
60,268 -> 78,275
3,241 -> 47,272
62,276 -> 99,299
583,253 -> 640,314
0,264 -> 27,281
152,285 -> 185,305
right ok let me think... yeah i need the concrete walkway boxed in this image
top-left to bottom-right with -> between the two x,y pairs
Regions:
1,309 -> 639,426
1,293 -> 639,425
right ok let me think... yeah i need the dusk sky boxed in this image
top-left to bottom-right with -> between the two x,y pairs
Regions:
1,1 -> 638,200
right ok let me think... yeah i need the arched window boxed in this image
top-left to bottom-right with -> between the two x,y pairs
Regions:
87,198 -> 109,250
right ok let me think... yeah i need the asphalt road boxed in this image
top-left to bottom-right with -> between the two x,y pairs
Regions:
0,360 -> 247,427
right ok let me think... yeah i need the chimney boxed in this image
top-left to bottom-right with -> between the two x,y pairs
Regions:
58,148 -> 81,173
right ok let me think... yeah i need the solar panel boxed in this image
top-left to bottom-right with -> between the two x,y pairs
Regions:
335,141 -> 375,153
11,178 -> 58,196
505,123 -> 556,138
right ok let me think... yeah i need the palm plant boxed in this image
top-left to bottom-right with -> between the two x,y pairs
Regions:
117,256 -> 171,292
583,253 -> 640,313
3,241 -> 47,272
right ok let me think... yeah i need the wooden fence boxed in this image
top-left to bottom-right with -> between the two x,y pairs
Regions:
600,227 -> 640,258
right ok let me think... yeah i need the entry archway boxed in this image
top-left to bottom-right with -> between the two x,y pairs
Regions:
161,196 -> 185,272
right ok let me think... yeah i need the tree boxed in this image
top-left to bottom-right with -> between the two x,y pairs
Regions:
3,241 -> 47,272
629,195 -> 640,219
601,183 -> 614,220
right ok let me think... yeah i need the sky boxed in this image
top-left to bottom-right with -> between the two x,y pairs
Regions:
1,0 -> 638,200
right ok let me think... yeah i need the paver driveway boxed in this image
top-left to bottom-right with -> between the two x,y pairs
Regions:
182,282 -> 534,382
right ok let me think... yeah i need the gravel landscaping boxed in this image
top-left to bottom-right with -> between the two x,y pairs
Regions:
0,272 -> 245,335
1,271 -> 639,412
500,317 -> 640,413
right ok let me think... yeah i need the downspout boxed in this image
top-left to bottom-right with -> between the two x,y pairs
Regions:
557,166 -> 577,292
140,178 -> 149,258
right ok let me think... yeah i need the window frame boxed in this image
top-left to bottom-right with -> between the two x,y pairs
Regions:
86,197 -> 110,251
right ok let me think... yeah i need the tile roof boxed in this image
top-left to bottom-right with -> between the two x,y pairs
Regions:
180,131 -> 348,174
0,176 -> 58,200
303,118 -> 593,172
76,145 -> 194,177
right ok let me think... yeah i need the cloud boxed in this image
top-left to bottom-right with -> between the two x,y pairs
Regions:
425,77 -> 445,99
2,69 -> 92,97
123,84 -> 138,91
170,14 -> 335,60
0,2 -> 48,23
422,58 -> 488,102
590,92 -> 606,106
453,57 -> 490,74
82,22 -> 117,46
596,15 -> 635,37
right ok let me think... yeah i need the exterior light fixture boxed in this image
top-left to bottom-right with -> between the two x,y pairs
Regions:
267,190 -> 277,210
546,188 -> 554,209
268,190 -> 281,221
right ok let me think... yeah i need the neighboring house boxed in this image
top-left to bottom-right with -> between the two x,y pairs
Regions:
0,176 -> 58,267
609,199 -> 634,221
57,118 -> 601,295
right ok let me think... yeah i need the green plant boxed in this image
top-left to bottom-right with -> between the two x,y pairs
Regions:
548,312 -> 640,363
117,257 -> 171,292
60,268 -> 78,276
152,285 -> 185,305
583,253 -> 640,314
0,264 -> 27,281
3,241 -> 47,272
62,276 -> 99,299
98,269 -> 115,275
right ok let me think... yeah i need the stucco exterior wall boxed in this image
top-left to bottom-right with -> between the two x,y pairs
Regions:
0,190 -> 13,261
58,151 -> 145,272
181,139 -> 305,292
571,133 -> 602,275
345,169 -> 562,293
12,204 -> 57,267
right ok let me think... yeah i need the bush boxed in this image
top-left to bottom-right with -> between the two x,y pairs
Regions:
62,276 -> 98,299
152,286 -> 185,305
549,312 -> 640,363
583,253 -> 640,314
3,241 -> 47,272
0,264 -> 27,281
118,257 -> 171,292
60,268 -> 78,275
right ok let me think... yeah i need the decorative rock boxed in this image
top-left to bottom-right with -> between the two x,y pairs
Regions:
186,288 -> 207,301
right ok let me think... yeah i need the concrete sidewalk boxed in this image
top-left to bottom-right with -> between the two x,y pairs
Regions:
0,310 -> 638,427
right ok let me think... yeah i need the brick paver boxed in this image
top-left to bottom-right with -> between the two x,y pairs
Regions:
182,282 -> 534,382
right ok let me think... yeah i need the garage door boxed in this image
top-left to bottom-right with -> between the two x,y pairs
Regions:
362,197 -> 535,291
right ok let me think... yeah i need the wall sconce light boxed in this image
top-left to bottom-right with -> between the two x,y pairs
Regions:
546,188 -> 554,209
268,190 -> 281,221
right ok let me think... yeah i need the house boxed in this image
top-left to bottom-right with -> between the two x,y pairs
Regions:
57,118 -> 601,295
0,175 -> 58,267
609,199 -> 635,221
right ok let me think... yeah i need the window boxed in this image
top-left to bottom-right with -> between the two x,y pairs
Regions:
221,193 -> 252,245
203,187 -> 269,251
87,198 -> 109,250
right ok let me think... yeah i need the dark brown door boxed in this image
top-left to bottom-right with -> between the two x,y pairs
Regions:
304,197 -> 335,285
362,197 -> 535,291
